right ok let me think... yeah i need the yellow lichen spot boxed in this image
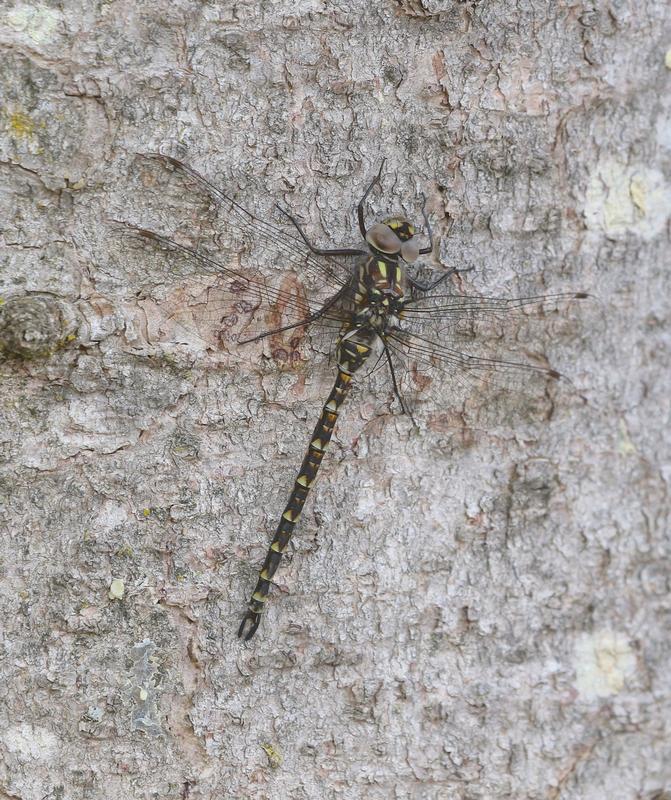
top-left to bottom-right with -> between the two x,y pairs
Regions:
585,158 -> 671,240
142,508 -> 151,517
7,6 -> 60,43
574,630 -> 636,701
617,418 -> 637,456
260,742 -> 282,769
629,175 -> 647,215
116,543 -> 134,558
66,333 -> 77,342
9,111 -> 35,139
108,579 -> 125,600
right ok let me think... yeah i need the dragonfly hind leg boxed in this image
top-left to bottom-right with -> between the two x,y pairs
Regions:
238,284 -> 350,345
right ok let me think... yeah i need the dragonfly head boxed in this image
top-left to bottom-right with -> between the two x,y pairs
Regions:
366,217 -> 420,263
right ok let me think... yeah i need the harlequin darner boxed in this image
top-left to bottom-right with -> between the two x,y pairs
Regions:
125,154 -> 585,641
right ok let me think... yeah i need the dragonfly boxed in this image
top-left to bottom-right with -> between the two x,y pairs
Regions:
123,153 -> 585,641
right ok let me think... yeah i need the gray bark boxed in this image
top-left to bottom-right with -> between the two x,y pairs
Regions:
1,1 -> 669,798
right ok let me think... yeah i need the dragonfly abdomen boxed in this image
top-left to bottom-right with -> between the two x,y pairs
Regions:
237,326 -> 375,640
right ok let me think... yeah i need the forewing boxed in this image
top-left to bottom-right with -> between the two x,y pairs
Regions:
113,154 -> 361,365
143,154 -> 353,291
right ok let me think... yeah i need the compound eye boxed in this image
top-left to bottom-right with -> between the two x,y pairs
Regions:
366,223 -> 402,254
400,239 -> 420,263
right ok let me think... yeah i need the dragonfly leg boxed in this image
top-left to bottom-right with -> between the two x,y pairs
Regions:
276,205 -> 366,257
382,339 -> 417,426
358,160 -> 386,238
418,194 -> 434,256
409,265 -> 475,293
238,285 -> 350,345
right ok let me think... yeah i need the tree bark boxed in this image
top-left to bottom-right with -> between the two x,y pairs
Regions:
0,2 -> 669,798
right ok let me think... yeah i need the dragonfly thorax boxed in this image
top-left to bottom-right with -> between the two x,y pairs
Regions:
354,256 -> 407,325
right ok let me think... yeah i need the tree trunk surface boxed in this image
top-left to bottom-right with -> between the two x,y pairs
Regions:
0,2 -> 669,798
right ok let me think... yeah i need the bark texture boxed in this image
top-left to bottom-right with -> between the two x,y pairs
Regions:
1,1 -> 669,798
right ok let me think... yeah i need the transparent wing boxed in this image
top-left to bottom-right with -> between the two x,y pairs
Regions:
389,327 -> 559,388
116,223 -> 350,367
112,154 -> 368,363
141,153 -> 354,291
385,291 -> 586,419
403,290 -> 588,323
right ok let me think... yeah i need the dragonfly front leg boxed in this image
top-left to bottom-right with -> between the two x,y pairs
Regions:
276,205 -> 367,258
357,159 -> 386,238
409,265 -> 475,293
